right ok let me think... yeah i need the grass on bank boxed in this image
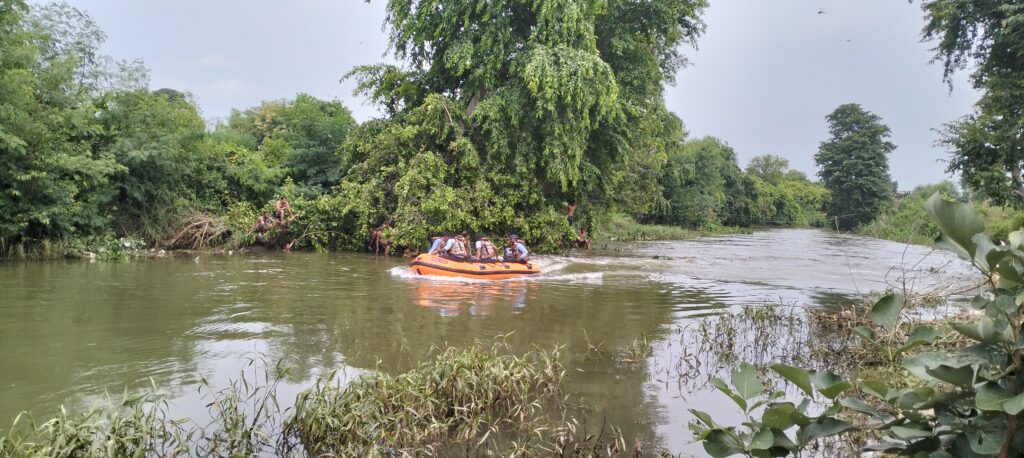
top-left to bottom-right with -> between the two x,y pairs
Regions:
0,343 -> 634,457
596,213 -> 750,242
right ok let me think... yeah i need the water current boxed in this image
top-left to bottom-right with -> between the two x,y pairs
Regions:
0,229 -> 979,454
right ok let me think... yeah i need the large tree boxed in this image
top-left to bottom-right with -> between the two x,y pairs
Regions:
337,0 -> 708,249
0,0 -> 123,246
921,0 -> 1024,205
814,104 -> 896,230
745,154 -> 790,185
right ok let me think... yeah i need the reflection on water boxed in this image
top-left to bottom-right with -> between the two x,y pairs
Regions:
0,228 -> 977,454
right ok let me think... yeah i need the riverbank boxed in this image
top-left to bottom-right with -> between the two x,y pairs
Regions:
595,213 -> 751,243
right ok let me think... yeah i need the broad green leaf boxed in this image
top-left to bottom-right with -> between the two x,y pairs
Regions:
952,317 -> 1012,345
975,381 -> 1010,411
890,425 -> 933,439
925,364 -> 974,388
770,364 -> 813,397
898,387 -> 936,410
748,428 -> 773,450
796,417 -> 856,446
1009,230 -> 1024,250
851,325 -> 877,344
808,370 -> 851,399
868,293 -> 902,332
702,429 -> 745,458
898,325 -> 942,354
731,362 -> 764,401
711,377 -> 746,411
924,193 -> 986,261
769,429 -> 798,452
762,403 -> 799,430
1002,392 -> 1024,415
689,409 -> 720,429
861,380 -> 891,402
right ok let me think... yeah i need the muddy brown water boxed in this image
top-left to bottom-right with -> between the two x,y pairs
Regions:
0,229 -> 978,454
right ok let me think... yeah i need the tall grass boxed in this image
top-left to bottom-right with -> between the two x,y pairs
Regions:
1,343 -> 640,457
284,343 -> 565,455
597,213 -> 749,243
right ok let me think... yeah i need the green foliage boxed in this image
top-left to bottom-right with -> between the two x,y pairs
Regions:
651,140 -> 827,229
745,154 -> 790,185
815,103 -> 896,230
922,0 -> 1024,207
597,213 -> 748,242
286,343 -> 564,455
697,192 -> 1024,456
0,1 -> 123,246
219,94 -> 356,195
340,0 -> 708,251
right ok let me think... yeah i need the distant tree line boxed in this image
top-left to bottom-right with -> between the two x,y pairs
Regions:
20,0 -> 1017,258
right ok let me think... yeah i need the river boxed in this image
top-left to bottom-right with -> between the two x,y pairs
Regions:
0,228 -> 978,454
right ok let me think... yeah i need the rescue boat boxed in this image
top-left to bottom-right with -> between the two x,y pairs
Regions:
409,254 -> 540,280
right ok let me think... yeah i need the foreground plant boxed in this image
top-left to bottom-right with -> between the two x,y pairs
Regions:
283,343 -> 566,455
695,193 -> 1024,457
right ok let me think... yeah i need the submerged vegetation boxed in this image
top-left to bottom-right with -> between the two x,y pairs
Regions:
694,194 -> 1024,457
0,344 -> 641,457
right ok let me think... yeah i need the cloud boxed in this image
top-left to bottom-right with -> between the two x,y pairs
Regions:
202,78 -> 257,96
191,52 -> 237,69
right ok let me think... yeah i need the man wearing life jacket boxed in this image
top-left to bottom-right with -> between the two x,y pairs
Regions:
508,235 -> 530,263
447,233 -> 469,260
428,232 -> 449,255
460,231 -> 473,256
475,237 -> 498,262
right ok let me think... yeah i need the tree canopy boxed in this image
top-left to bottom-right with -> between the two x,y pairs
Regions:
815,103 -> 896,230
922,0 -> 1024,206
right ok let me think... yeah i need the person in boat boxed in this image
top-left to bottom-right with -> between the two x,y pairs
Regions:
446,233 -> 470,260
428,232 -> 450,255
460,231 -> 473,256
475,237 -> 498,262
508,235 -> 530,263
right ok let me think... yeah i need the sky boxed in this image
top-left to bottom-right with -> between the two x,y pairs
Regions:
65,0 -> 980,188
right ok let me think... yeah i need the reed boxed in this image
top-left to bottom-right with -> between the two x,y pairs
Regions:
283,342 -> 566,455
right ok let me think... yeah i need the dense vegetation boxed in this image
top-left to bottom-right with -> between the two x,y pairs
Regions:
1,0 -> 846,259
815,104 -> 896,230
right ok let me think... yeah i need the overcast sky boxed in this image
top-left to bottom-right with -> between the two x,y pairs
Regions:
66,0 -> 980,188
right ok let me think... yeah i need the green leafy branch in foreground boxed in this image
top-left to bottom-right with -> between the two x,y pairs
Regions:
694,192 -> 1024,457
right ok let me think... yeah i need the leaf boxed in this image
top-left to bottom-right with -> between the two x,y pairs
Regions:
903,325 -> 941,348
852,325 -> 877,344
770,364 -> 813,397
689,409 -> 720,429
711,377 -> 746,411
868,293 -> 903,332
762,403 -> 800,430
952,317 -> 1012,345
808,370 -> 851,399
925,364 -> 975,388
731,362 -> 764,401
975,381 -> 1010,411
890,425 -> 933,439
861,380 -> 892,402
702,429 -> 745,458
924,193 -> 986,261
1003,392 -> 1024,415
748,428 -> 773,450
796,417 -> 856,446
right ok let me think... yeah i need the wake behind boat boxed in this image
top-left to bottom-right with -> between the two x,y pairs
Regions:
410,254 -> 541,280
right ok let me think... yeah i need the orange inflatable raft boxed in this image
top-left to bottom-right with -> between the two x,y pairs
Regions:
410,254 -> 540,280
